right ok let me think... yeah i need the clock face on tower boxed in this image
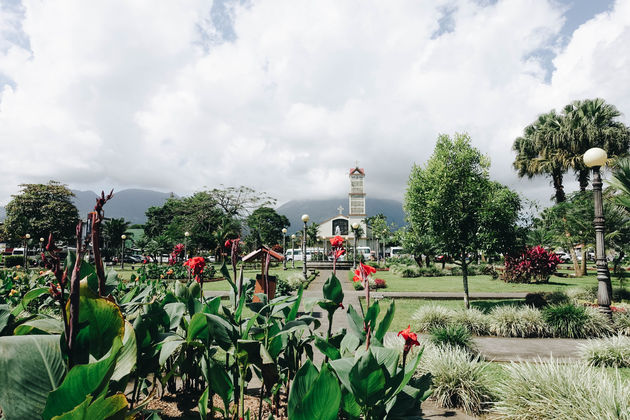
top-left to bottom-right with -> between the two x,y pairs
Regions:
332,219 -> 349,236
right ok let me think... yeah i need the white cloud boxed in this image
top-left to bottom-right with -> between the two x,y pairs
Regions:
0,0 -> 629,211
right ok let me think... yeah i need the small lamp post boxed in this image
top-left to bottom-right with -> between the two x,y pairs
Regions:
120,234 -> 127,270
184,231 -> 190,261
39,237 -> 44,254
301,214 -> 309,279
291,234 -> 296,268
352,222 -> 360,269
24,233 -> 31,268
584,147 -> 612,318
282,228 -> 288,270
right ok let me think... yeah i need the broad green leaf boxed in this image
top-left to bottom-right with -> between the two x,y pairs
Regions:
296,363 -> 341,420
288,360 -> 318,418
0,335 -> 66,420
203,297 -> 222,315
370,346 -> 400,378
346,305 -> 365,339
208,359 -> 233,412
164,302 -> 186,330
159,337 -> 185,366
198,386 -> 209,420
287,285 -> 303,322
52,393 -> 128,420
341,390 -> 361,420
314,336 -> 341,360
42,337 -> 122,420
188,313 -> 233,350
110,321 -> 136,382
322,274 -> 344,305
219,262 -> 237,295
329,357 -> 354,392
340,333 -> 360,356
11,287 -> 50,316
13,316 -> 63,335
0,304 -> 12,334
349,350 -> 386,406
374,300 -> 395,342
364,301 -> 380,331
70,296 -> 125,361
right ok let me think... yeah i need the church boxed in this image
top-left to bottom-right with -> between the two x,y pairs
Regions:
316,166 -> 370,247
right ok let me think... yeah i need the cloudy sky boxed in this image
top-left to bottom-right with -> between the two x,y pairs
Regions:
1,0 -> 629,208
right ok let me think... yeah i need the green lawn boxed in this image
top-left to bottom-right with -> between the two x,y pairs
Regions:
357,270 -> 625,293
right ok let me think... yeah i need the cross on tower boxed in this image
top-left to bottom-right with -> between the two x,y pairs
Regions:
337,205 -> 344,214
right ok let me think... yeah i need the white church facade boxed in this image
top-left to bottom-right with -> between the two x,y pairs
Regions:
317,166 -> 370,247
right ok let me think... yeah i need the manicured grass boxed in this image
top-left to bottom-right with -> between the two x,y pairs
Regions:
356,269 -> 625,293
359,298 -> 526,333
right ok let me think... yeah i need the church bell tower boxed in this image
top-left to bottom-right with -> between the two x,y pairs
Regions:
349,166 -> 366,216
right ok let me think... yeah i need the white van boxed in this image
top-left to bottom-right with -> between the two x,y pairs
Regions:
285,249 -> 302,261
356,246 -> 371,260
389,247 -> 404,257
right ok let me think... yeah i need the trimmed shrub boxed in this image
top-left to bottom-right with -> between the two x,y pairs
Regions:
480,264 -> 499,279
450,266 -> 462,276
373,278 -> 386,289
429,325 -> 474,352
489,305 -> 547,338
525,291 -> 570,308
579,335 -> 630,368
412,304 -> 455,332
419,265 -> 445,277
494,360 -> 630,419
3,255 -> 24,268
452,308 -> 490,336
286,272 -> 306,290
417,345 -> 493,415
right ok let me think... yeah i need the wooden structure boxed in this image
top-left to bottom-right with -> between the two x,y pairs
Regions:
242,246 -> 284,302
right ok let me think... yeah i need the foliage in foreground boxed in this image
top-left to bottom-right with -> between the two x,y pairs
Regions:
580,335 -> 630,368
494,359 -> 630,420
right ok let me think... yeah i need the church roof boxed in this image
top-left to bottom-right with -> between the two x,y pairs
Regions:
350,167 -> 365,175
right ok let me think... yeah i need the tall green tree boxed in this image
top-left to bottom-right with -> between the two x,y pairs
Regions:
563,98 -> 630,190
103,218 -> 131,259
513,98 -> 630,202
245,207 -> 289,249
2,181 -> 79,244
406,133 -> 521,308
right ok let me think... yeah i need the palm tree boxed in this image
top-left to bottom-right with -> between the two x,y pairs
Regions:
562,98 -> 630,190
103,218 -> 131,257
513,111 -> 570,202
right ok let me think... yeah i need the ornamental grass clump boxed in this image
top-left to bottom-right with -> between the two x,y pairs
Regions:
417,344 -> 493,415
614,311 -> 630,335
493,359 -> 630,420
566,285 -> 598,302
412,304 -> 455,332
429,325 -> 475,353
452,308 -> 490,335
489,305 -> 547,337
543,303 -> 612,338
579,335 -> 630,368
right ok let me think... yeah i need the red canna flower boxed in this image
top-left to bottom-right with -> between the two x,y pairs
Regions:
334,248 -> 346,259
184,256 -> 206,283
330,236 -> 344,248
398,325 -> 420,354
225,239 -> 232,248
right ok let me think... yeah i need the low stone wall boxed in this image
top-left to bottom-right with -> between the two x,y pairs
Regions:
307,261 -> 353,270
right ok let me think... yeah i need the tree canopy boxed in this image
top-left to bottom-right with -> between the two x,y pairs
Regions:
405,133 -> 522,308
2,181 -> 79,245
245,206 -> 289,248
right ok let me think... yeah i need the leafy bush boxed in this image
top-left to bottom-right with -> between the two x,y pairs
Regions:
373,278 -> 387,289
400,265 -> 421,277
286,272 -> 306,290
503,246 -> 560,283
429,325 -> 474,352
450,266 -> 462,276
417,345 -> 493,415
3,256 -> 23,268
579,335 -> 630,368
386,256 -> 415,266
543,304 -> 612,338
419,266 -> 445,277
613,287 -> 630,301
480,264 -> 499,279
452,308 -> 490,336
353,281 -> 364,291
412,304 -> 454,332
489,305 -> 547,338
494,360 -> 630,419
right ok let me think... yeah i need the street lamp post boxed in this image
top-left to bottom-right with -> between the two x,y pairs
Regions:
121,234 -> 127,270
291,234 -> 296,268
301,214 -> 309,279
184,231 -> 191,280
24,234 -> 31,269
352,222 -> 360,269
282,228 -> 288,270
584,147 -> 612,318
39,237 -> 44,254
